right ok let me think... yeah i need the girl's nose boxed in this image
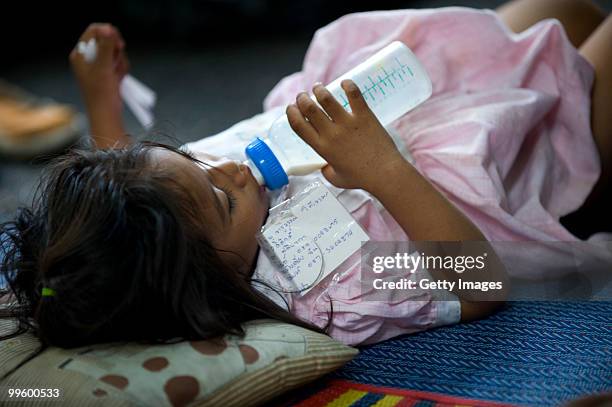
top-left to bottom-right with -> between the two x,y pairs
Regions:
211,158 -> 248,188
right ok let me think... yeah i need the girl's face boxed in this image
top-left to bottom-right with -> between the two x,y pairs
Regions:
152,148 -> 269,274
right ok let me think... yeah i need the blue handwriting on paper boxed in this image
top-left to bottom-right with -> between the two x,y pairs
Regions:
262,184 -> 366,291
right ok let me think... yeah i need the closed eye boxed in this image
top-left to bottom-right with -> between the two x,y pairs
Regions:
219,186 -> 236,213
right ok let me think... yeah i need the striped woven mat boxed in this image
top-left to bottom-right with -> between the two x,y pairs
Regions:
282,379 -> 518,406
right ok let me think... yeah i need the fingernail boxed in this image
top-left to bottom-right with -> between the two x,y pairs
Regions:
341,79 -> 354,88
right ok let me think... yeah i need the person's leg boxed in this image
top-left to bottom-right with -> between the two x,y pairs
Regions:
561,15 -> 612,237
496,0 -> 606,48
580,15 -> 612,194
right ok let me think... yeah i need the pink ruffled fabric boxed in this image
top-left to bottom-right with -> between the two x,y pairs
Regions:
264,7 -> 599,245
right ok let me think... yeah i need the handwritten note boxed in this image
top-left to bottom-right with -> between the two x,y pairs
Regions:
259,183 -> 370,294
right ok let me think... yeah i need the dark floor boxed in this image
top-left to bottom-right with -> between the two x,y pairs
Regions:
1,0 -> 611,223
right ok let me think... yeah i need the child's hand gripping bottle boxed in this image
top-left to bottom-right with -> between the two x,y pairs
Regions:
244,41 -> 432,189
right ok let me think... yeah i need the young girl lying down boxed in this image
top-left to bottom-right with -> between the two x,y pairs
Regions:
2,0 -> 611,348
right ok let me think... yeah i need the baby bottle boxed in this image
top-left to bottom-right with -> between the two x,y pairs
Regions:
244,41 -> 433,190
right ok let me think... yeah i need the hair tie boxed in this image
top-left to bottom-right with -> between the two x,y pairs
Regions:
41,287 -> 56,297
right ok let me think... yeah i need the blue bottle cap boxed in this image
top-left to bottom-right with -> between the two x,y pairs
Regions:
244,137 -> 289,190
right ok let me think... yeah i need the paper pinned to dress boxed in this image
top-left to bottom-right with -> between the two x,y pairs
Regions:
257,180 -> 370,294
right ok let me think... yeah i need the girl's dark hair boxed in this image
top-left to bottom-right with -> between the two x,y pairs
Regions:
0,142 -> 321,355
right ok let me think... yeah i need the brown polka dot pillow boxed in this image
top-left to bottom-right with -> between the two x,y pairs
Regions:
0,319 -> 357,406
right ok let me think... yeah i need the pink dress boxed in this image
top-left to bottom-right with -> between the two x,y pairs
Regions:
187,8 -> 607,346
264,7 -> 598,243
